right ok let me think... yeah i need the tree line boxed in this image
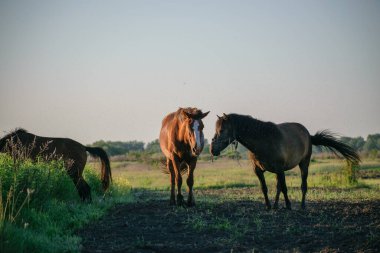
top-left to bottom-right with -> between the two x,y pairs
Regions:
334,134 -> 380,158
90,133 -> 380,160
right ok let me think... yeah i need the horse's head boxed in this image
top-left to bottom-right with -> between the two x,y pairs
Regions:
180,108 -> 209,156
0,135 -> 6,152
210,113 -> 236,156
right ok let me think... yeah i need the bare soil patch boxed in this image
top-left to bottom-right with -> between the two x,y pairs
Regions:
78,188 -> 380,253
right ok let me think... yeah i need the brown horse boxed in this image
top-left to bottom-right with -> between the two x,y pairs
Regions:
210,113 -> 360,210
159,107 -> 209,206
0,129 -> 112,201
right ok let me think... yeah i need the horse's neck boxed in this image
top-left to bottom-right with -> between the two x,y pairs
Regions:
234,117 -> 267,152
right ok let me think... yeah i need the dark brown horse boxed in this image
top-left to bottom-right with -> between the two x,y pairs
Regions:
0,129 -> 112,201
159,107 -> 209,206
210,113 -> 360,210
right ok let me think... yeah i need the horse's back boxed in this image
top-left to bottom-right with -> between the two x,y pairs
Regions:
277,122 -> 311,169
278,122 -> 309,137
21,132 -> 87,162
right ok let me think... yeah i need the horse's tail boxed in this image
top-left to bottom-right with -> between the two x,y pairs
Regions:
311,130 -> 361,164
85,146 -> 112,191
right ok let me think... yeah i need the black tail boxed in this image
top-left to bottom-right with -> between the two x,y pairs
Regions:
311,130 -> 361,164
85,146 -> 112,191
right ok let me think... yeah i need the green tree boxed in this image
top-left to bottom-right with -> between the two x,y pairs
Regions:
90,140 -> 144,156
201,139 -> 210,155
340,136 -> 365,151
145,139 -> 161,154
363,134 -> 380,152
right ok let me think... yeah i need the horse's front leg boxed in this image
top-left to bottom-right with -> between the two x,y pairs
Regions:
254,167 -> 271,210
277,171 -> 291,210
273,175 -> 281,209
172,156 -> 184,206
186,159 -> 197,207
167,159 -> 176,206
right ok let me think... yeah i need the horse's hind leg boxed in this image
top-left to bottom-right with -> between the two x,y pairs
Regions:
78,177 -> 92,202
72,176 -> 92,202
277,171 -> 291,210
299,157 -> 310,209
69,165 -> 92,202
168,159 -> 176,206
254,167 -> 271,210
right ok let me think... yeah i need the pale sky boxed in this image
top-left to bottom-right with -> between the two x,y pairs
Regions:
1,0 -> 379,145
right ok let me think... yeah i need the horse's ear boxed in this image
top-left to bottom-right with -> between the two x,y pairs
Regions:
182,111 -> 192,119
200,111 -> 210,119
217,115 -> 221,119
222,113 -> 228,120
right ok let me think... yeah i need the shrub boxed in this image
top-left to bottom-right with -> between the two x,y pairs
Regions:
342,160 -> 358,185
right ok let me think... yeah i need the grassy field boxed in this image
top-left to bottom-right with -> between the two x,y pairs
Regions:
2,155 -> 379,252
79,158 -> 380,252
110,158 -> 380,193
109,158 -> 380,209
79,160 -> 380,252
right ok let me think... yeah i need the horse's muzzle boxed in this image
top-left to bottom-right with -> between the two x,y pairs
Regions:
210,144 -> 220,156
192,147 -> 202,156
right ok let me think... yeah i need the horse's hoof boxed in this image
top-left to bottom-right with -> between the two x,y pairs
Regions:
272,204 -> 278,210
286,205 -> 292,210
169,201 -> 176,206
177,197 -> 184,207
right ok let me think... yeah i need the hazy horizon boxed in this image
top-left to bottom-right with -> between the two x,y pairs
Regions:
1,1 -> 379,145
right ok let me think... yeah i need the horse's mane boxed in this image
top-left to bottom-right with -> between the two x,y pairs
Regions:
1,128 -> 28,140
227,114 -> 279,138
176,107 -> 205,120
13,128 -> 28,134
0,128 -> 29,149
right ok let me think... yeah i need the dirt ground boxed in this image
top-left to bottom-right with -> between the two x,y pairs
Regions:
77,188 -> 380,253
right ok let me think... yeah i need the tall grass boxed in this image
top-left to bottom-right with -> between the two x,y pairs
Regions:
0,152 -> 132,253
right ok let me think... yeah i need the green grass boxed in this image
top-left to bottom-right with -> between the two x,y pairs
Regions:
2,155 -> 380,252
112,158 -> 380,204
113,158 -> 380,194
0,154 -> 133,253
